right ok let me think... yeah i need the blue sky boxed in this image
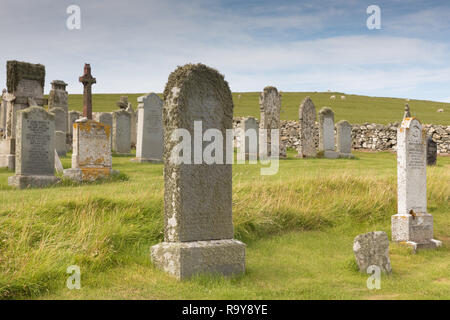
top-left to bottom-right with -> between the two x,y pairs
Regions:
1,0 -> 450,102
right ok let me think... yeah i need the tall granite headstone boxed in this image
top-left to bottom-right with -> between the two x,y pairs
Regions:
134,93 -> 163,162
8,106 -> 59,188
151,64 -> 246,280
112,109 -> 131,154
241,116 -> 259,161
391,117 -> 442,251
318,107 -> 338,159
336,120 -> 354,158
297,97 -> 317,158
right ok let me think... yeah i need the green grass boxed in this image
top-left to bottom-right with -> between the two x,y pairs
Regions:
0,151 -> 449,299
65,92 -> 450,125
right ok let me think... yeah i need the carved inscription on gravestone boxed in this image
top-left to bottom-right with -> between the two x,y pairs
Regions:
22,119 -> 52,175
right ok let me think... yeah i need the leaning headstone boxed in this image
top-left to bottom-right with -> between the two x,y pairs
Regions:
112,109 -> 131,154
353,231 -> 392,274
297,97 -> 317,158
54,149 -> 63,173
391,116 -> 442,251
426,136 -> 437,166
134,93 -> 163,162
151,64 -> 246,280
240,116 -> 259,161
126,104 -> 137,147
259,86 -> 285,158
0,61 -> 46,170
63,119 -> 112,181
336,120 -> 354,158
318,107 -> 338,158
8,106 -> 59,188
54,131 -> 67,157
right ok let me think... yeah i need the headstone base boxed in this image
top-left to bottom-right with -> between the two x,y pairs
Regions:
391,213 -> 440,251
8,175 -> 60,189
323,150 -> 339,159
151,239 -> 246,280
63,167 -> 112,182
295,152 -> 317,158
395,239 -> 442,253
130,157 -> 162,163
339,153 -> 355,159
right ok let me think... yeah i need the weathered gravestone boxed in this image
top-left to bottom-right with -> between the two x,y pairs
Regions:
259,86 -> 285,159
54,131 -> 67,157
336,120 -> 354,158
426,136 -> 437,166
116,96 -> 129,110
0,89 -> 6,133
318,107 -> 338,159
112,109 -> 131,154
63,119 -> 112,181
134,93 -> 163,162
126,104 -> 137,148
94,112 -> 113,147
240,116 -> 259,161
151,64 -> 246,280
68,110 -> 81,136
0,61 -> 46,170
297,97 -> 317,158
391,117 -> 442,252
353,231 -> 392,273
49,107 -> 67,134
8,105 -> 59,188
48,80 -> 68,133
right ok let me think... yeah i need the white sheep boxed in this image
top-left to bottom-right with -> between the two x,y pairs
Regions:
341,95 -> 346,100
330,95 -> 336,100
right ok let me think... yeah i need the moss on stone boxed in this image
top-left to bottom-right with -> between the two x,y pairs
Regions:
7,60 -> 45,93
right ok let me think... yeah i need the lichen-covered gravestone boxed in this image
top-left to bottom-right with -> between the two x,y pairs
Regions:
297,97 -> 317,158
8,106 -> 59,188
336,120 -> 354,158
54,131 -> 67,157
259,86 -> 285,158
318,107 -> 338,159
353,231 -> 392,273
426,136 -> 437,166
151,64 -> 246,280
134,93 -> 163,162
68,111 -> 81,136
63,119 -> 112,181
391,117 -> 442,251
112,109 -> 131,154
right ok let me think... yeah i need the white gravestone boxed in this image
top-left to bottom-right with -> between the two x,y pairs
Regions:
391,117 -> 442,252
319,107 -> 338,159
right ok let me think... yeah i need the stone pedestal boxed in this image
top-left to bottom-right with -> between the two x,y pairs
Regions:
324,150 -> 339,159
0,138 -> 15,170
392,213 -> 441,251
151,240 -> 246,280
8,175 -> 59,189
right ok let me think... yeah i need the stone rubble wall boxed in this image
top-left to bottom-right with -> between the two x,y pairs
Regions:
233,118 -> 450,154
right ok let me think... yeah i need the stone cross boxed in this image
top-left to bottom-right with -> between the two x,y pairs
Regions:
79,64 -> 96,120
403,103 -> 411,119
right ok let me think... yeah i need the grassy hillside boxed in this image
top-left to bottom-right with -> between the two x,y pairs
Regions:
65,92 -> 450,125
0,151 -> 449,299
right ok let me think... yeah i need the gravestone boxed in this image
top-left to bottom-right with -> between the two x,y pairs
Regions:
54,149 -> 63,173
318,107 -> 338,158
68,111 -> 81,136
116,96 -> 129,110
8,106 -> 59,188
49,107 -> 67,134
259,86 -> 285,158
353,231 -> 392,274
241,117 -> 259,161
297,97 -> 317,158
54,131 -> 67,157
336,120 -> 354,158
426,136 -> 437,166
134,93 -> 163,162
112,109 -> 131,154
0,61 -> 46,170
94,112 -> 113,146
63,119 -> 112,181
151,64 -> 245,280
126,104 -> 137,147
0,89 -> 6,133
391,117 -> 442,251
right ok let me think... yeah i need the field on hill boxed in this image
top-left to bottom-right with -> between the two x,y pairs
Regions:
0,151 -> 449,299
65,92 -> 450,125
